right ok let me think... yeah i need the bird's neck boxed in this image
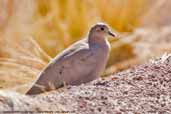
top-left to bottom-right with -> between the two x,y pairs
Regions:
88,35 -> 108,47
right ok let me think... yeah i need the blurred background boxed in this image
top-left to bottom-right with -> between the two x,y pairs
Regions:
0,0 -> 171,93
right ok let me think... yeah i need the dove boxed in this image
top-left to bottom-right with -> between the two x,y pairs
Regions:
26,23 -> 116,95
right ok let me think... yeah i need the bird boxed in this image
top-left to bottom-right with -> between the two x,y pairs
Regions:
26,22 -> 116,95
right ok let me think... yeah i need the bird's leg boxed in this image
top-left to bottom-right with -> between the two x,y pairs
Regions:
63,81 -> 67,87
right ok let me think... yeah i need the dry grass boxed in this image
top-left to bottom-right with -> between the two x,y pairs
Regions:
33,0 -> 146,56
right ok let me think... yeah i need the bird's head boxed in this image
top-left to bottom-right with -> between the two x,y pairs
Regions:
89,23 -> 116,39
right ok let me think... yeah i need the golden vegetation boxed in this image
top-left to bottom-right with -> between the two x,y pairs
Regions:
34,0 -> 146,56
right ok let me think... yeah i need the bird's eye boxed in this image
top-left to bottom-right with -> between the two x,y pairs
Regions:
100,27 -> 104,31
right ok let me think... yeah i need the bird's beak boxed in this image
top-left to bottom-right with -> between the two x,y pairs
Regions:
108,30 -> 116,37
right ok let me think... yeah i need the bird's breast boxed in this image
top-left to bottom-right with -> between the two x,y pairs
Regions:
91,41 -> 110,57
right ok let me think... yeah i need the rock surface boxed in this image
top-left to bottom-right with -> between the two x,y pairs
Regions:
0,54 -> 171,114
37,54 -> 171,114
0,91 -> 64,114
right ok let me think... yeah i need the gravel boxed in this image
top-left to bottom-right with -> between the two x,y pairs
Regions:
36,54 -> 171,114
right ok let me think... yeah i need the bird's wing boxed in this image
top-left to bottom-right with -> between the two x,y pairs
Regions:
54,38 -> 89,62
48,38 -> 96,74
26,39 -> 97,94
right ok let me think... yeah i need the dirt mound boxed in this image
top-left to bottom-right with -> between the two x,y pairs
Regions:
36,54 -> 171,114
0,54 -> 171,114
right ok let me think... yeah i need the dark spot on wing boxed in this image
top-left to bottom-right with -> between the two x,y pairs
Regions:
59,66 -> 65,75
59,70 -> 62,75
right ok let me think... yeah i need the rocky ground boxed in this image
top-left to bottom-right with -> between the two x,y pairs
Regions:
0,54 -> 171,114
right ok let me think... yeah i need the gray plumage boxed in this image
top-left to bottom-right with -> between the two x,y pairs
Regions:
26,23 -> 116,95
